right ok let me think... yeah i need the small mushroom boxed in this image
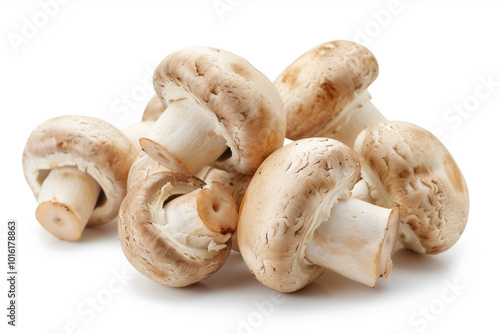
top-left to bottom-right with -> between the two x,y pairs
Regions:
140,46 -> 286,176
353,121 -> 469,254
118,172 -> 238,287
238,138 -> 399,292
195,166 -> 253,252
141,95 -> 166,122
274,40 -> 386,148
23,115 -> 136,241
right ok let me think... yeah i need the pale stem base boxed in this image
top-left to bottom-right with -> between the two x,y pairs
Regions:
305,197 -> 399,287
35,166 -> 101,241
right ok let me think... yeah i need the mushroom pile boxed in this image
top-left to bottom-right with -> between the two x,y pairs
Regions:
23,41 -> 469,292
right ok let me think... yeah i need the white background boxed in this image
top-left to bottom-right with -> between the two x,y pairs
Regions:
1,1 -> 499,333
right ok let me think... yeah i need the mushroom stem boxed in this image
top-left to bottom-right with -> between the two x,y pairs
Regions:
35,166 -> 101,241
163,181 -> 238,236
305,197 -> 399,287
157,181 -> 238,251
140,98 -> 228,176
316,90 -> 387,148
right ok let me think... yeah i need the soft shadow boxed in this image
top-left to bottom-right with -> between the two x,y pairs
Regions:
126,251 -> 258,302
391,246 -> 448,273
202,252 -> 258,291
78,218 -> 119,243
130,275 -> 215,303
293,270 -> 376,299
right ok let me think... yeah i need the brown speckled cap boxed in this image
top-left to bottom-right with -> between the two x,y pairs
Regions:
238,138 -> 360,292
22,115 -> 136,226
274,40 -> 378,140
354,121 -> 469,254
153,46 -> 286,175
118,172 -> 236,287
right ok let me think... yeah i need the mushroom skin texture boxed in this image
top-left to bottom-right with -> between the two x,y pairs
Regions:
142,95 -> 166,121
274,40 -> 385,148
238,138 -> 399,292
354,121 -> 469,254
118,172 -> 238,287
23,115 -> 136,241
127,154 -> 169,193
195,166 -> 253,252
140,46 -> 286,176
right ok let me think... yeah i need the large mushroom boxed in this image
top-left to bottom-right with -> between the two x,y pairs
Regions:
238,138 -> 399,292
274,40 -> 385,148
23,115 -> 136,241
118,171 -> 238,287
140,46 -> 286,176
353,121 -> 469,254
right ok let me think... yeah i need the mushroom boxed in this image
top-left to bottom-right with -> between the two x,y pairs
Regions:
118,171 -> 238,287
352,121 -> 469,254
238,138 -> 399,292
140,46 -> 286,176
141,94 -> 166,122
22,115 -> 136,241
274,40 -> 386,148
195,166 -> 253,252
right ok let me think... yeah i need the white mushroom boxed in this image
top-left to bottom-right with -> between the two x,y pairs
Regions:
238,138 -> 399,292
353,121 -> 469,254
140,46 -> 286,176
274,40 -> 385,148
118,172 -> 238,287
23,115 -> 136,241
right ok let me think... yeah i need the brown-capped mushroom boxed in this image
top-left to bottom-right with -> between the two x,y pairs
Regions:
238,138 -> 399,292
118,172 -> 238,287
274,40 -> 386,148
353,121 -> 469,254
140,46 -> 286,176
195,166 -> 252,252
22,115 -> 136,241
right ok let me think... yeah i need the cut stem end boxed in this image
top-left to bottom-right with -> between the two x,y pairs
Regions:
35,166 -> 101,241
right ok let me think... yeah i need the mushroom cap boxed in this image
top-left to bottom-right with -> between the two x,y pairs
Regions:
238,138 -> 360,292
142,95 -> 165,122
274,40 -> 378,140
127,154 -> 169,192
118,172 -> 232,287
354,121 -> 469,254
23,115 -> 136,226
153,46 -> 286,175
